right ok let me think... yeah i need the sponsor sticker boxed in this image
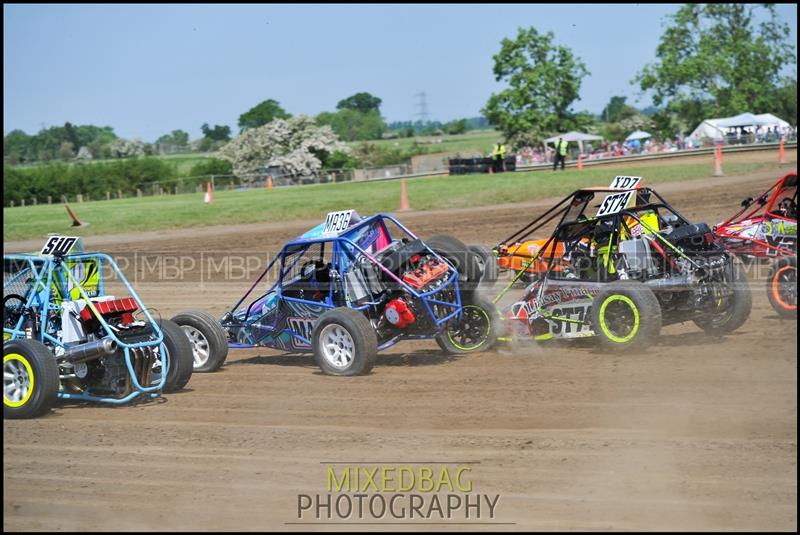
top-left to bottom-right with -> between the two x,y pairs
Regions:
288,317 -> 315,348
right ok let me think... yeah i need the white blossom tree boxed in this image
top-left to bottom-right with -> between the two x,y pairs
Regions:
75,146 -> 93,160
217,115 -> 349,180
108,137 -> 145,158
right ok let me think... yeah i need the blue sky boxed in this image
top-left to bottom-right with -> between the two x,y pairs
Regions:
4,3 -> 797,142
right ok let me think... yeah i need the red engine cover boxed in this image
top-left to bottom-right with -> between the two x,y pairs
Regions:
384,298 -> 416,328
402,259 -> 449,289
79,297 -> 138,323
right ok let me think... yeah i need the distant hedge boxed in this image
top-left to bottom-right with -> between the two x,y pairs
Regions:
3,158 -> 178,206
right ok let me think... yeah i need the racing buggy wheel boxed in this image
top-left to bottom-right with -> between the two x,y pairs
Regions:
766,257 -> 797,318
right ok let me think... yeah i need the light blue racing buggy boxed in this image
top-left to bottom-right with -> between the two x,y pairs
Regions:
3,236 -> 197,419
170,210 -> 499,376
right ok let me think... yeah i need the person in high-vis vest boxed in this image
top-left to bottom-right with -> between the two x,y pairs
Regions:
553,137 -> 568,171
492,140 -> 506,173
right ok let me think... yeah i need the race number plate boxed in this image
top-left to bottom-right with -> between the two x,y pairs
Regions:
40,236 -> 80,256
608,175 -> 641,190
596,190 -> 634,217
322,210 -> 354,235
548,303 -> 594,338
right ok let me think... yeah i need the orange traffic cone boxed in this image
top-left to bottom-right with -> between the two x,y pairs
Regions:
779,137 -> 786,165
577,153 -> 584,170
398,179 -> 411,211
267,175 -> 273,189
714,145 -> 724,176
65,204 -> 85,227
204,181 -> 213,204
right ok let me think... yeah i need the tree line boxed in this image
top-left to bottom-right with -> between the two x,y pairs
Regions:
484,4 -> 796,147
234,94 -> 491,142
3,122 -> 235,165
3,155 -> 238,206
3,91 -> 488,166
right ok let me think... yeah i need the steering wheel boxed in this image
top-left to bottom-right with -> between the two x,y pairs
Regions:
3,293 -> 28,329
778,198 -> 797,219
300,260 -> 318,280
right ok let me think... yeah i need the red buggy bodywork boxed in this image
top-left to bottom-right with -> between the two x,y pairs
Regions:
714,172 -> 797,259
714,171 -> 797,317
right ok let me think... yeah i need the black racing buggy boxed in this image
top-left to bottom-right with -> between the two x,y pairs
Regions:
494,177 -> 752,349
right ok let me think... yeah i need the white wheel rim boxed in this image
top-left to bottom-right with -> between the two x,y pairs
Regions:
4,359 -> 31,403
182,326 -> 210,368
319,324 -> 355,369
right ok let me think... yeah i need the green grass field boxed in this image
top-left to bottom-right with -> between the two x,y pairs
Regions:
3,160 -> 778,242
157,152 -> 217,175
355,129 -> 500,155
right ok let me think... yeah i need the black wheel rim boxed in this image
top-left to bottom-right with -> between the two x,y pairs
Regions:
447,305 -> 490,350
601,298 -> 637,340
773,266 -> 797,309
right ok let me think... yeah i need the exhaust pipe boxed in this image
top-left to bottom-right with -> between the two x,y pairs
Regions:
644,275 -> 695,292
61,338 -> 118,364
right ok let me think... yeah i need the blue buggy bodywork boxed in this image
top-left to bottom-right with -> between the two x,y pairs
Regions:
222,212 -> 464,352
4,249 -> 170,404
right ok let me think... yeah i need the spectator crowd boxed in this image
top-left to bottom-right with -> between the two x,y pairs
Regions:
514,125 -> 797,167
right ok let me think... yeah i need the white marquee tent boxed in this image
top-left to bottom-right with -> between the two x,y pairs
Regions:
625,130 -> 653,141
689,112 -> 791,140
543,131 -> 604,153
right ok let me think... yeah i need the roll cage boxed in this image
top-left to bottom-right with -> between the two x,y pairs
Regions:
715,171 -> 797,258
493,186 -> 715,301
3,251 -> 168,404
223,213 -> 463,350
719,172 -> 797,227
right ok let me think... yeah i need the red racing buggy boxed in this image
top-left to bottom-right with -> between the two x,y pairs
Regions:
714,171 -> 797,317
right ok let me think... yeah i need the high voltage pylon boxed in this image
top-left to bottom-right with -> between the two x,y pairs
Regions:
414,91 -> 429,124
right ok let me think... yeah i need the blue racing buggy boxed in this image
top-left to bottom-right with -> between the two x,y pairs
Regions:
4,236 -> 194,419
174,210 -> 498,376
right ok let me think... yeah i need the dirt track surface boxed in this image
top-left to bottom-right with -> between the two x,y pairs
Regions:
4,162 -> 797,531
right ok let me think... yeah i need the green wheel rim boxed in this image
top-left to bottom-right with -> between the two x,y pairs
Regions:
598,294 -> 640,343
